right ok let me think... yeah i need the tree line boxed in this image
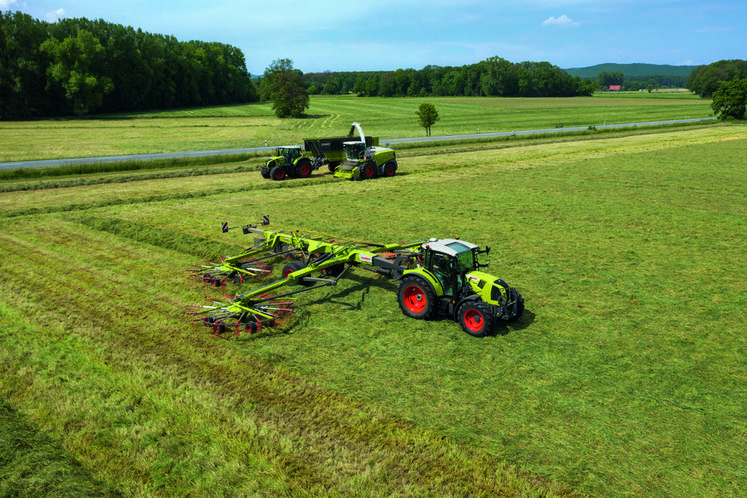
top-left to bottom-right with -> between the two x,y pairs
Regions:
300,57 -> 597,98
686,59 -> 747,97
0,12 -> 258,119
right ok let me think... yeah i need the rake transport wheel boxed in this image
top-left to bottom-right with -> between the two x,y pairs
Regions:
297,158 -> 312,178
270,165 -> 286,181
282,261 -> 314,286
397,275 -> 435,320
457,300 -> 496,338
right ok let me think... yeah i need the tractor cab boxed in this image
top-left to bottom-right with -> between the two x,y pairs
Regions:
421,239 -> 488,297
276,145 -> 303,164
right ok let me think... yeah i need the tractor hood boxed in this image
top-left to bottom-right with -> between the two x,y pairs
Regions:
465,270 -> 510,305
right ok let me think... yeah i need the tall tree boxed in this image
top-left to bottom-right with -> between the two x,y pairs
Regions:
711,79 -> 747,120
261,58 -> 309,118
40,29 -> 113,116
415,102 -> 440,136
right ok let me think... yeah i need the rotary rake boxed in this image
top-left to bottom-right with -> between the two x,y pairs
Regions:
189,222 -> 525,338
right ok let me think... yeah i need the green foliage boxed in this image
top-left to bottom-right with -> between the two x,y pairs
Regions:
565,63 -> 697,79
0,13 -> 258,119
261,58 -> 310,118
687,59 -> 747,97
40,29 -> 114,116
303,57 -> 594,98
711,79 -> 747,120
415,102 -> 440,136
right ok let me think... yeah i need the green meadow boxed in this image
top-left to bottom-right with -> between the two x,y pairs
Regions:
0,93 -> 712,162
0,94 -> 744,496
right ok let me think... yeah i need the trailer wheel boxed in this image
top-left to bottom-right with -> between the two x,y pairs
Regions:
383,162 -> 397,177
297,158 -> 312,178
270,166 -> 286,181
397,276 -> 435,320
361,163 -> 376,179
458,301 -> 496,338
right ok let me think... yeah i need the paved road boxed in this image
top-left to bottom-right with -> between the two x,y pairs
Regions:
0,117 -> 716,170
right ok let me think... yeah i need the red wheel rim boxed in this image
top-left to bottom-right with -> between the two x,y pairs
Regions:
463,308 -> 484,332
403,285 -> 426,313
364,165 -> 374,178
274,169 -> 284,180
300,164 -> 310,175
386,165 -> 395,176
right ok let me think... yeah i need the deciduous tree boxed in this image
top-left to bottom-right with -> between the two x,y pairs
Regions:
40,29 -> 114,116
261,58 -> 309,118
711,79 -> 747,120
415,103 -> 440,136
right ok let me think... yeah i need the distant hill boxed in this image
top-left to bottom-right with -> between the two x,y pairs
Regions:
564,63 -> 698,79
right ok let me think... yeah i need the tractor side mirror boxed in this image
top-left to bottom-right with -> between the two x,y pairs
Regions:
485,245 -> 491,255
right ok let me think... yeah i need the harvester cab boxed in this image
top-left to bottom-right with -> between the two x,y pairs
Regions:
334,122 -> 398,180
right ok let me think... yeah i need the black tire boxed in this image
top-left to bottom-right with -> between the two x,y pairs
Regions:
297,158 -> 312,178
328,162 -> 339,173
508,288 -> 525,321
282,261 -> 310,286
360,163 -> 376,179
260,166 -> 271,179
270,165 -> 286,181
458,300 -> 496,338
383,162 -> 397,177
320,263 -> 345,277
397,275 -> 436,320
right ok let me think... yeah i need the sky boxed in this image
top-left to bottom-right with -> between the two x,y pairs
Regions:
2,0 -> 745,75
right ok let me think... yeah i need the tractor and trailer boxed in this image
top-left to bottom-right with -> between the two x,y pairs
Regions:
260,123 -> 399,181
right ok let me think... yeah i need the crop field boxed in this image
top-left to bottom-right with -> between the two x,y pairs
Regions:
0,93 -> 712,162
1,107 -> 745,495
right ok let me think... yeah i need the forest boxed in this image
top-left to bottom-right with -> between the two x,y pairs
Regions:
0,12 -> 258,119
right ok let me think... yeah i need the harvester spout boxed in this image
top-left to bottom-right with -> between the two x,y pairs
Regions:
349,122 -> 366,144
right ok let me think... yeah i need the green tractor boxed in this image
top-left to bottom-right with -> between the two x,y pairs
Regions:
260,145 -> 318,181
397,238 -> 524,337
334,122 -> 398,180
189,225 -> 524,338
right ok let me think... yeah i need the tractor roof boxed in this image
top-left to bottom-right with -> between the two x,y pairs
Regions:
423,238 -> 478,257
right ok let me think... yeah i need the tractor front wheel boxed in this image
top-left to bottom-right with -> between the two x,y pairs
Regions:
270,166 -> 286,181
397,276 -> 435,320
458,301 -> 496,338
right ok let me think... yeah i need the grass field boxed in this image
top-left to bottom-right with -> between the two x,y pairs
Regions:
0,93 -> 712,162
0,104 -> 744,496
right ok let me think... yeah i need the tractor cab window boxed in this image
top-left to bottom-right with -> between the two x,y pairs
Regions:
445,242 -> 477,273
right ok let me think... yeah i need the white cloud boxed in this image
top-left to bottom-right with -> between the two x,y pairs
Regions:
46,8 -> 65,22
0,0 -> 17,10
542,15 -> 580,28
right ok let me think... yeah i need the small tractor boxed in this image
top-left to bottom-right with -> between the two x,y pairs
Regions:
334,122 -> 398,180
189,223 -> 524,338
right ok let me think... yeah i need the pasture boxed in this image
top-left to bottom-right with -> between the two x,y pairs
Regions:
0,93 -> 712,162
0,98 -> 744,496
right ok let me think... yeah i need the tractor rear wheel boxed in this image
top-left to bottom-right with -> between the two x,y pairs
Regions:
297,158 -> 312,178
458,300 -> 496,338
397,276 -> 435,320
270,166 -> 286,181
